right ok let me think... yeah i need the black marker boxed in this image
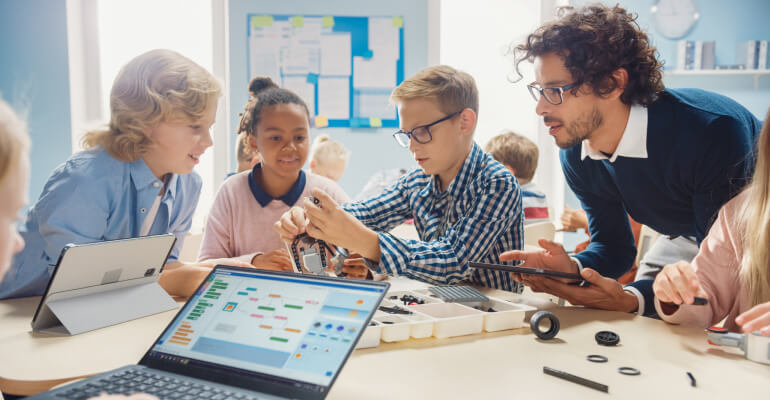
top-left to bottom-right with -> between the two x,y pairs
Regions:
687,371 -> 696,387
543,366 -> 609,393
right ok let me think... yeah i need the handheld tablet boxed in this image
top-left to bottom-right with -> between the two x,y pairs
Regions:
469,262 -> 583,281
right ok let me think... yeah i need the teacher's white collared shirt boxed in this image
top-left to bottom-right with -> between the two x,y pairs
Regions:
581,104 -> 649,162
574,104 -> 651,315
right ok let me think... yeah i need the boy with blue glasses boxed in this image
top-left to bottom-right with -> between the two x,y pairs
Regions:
275,65 -> 524,291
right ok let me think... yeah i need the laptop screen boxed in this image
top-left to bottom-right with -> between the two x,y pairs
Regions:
145,267 -> 386,393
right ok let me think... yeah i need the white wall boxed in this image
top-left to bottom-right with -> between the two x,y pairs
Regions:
440,0 -> 567,227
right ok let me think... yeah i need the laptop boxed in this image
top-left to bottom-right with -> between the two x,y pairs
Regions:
28,266 -> 389,400
32,234 -> 178,335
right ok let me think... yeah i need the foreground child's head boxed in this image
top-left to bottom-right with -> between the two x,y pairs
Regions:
390,65 -> 478,186
83,49 -> 222,178
485,131 -> 539,184
239,77 -> 311,182
0,99 -> 30,280
309,135 -> 349,182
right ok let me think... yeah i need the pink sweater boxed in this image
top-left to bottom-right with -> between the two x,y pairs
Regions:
198,171 -> 350,263
655,190 -> 752,332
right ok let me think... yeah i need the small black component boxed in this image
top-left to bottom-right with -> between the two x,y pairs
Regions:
530,311 -> 560,340
586,354 -> 608,363
389,295 -> 398,300
595,330 -> 620,346
399,294 -> 425,305
378,305 -> 412,315
618,367 -> 641,376
380,321 -> 394,325
692,297 -> 708,306
687,371 -> 696,387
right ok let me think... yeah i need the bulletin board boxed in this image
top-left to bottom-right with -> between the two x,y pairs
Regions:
247,14 -> 405,128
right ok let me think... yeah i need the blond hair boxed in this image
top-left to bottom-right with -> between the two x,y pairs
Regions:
0,99 -> 30,185
738,108 -> 770,307
390,65 -> 479,116
310,134 -> 349,165
485,131 -> 539,182
82,49 -> 221,161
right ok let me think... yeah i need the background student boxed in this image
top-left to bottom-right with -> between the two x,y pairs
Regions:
198,77 -> 349,271
275,65 -> 524,291
502,4 -> 761,316
0,99 -> 157,399
485,131 -> 549,225
308,134 -> 350,183
234,132 -> 260,174
653,108 -> 770,336
0,49 -> 250,300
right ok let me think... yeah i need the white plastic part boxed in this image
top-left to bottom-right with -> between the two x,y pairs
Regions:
408,302 -> 484,338
479,297 -> 537,332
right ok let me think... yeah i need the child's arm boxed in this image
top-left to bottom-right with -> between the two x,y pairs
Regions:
341,173 -> 413,231
304,177 -> 520,285
654,199 -> 743,328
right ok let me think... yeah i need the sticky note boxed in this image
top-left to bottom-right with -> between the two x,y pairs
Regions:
392,16 -> 404,28
251,16 -> 273,28
322,16 -> 334,28
315,115 -> 329,128
362,49 -> 373,58
291,16 -> 304,28
306,73 -> 319,84
369,117 -> 382,128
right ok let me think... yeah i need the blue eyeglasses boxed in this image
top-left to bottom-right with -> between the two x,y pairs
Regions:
527,82 -> 579,105
392,110 -> 462,148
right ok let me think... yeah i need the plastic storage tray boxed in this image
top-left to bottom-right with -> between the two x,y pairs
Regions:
356,288 -> 534,347
407,302 -> 484,338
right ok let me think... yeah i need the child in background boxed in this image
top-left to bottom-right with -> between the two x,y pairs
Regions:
309,134 -> 349,182
198,77 -> 349,270
275,65 -> 523,291
485,131 -> 548,225
225,133 -> 260,180
0,50 -> 250,300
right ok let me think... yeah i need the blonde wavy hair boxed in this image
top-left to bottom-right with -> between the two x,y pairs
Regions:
310,134 -> 349,166
738,107 -> 770,307
0,99 -> 30,185
82,49 -> 221,161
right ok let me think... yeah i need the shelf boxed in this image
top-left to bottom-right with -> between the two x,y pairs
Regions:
664,69 -> 770,76
664,69 -> 770,90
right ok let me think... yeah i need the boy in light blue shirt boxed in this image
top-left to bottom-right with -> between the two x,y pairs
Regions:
0,49 -> 250,299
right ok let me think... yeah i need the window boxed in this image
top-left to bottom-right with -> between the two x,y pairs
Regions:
96,0 -> 215,232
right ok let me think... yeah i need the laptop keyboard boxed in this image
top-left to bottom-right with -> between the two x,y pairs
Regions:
55,369 -> 262,400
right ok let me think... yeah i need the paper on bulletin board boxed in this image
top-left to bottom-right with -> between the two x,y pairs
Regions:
249,39 -> 283,84
320,33 -> 352,76
317,77 -> 350,119
280,45 -> 320,76
368,17 -> 400,60
353,55 -> 397,89
249,21 -> 290,83
282,76 -> 316,117
357,91 -> 396,119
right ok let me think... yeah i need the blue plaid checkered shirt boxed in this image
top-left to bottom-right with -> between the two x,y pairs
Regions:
343,143 -> 523,291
